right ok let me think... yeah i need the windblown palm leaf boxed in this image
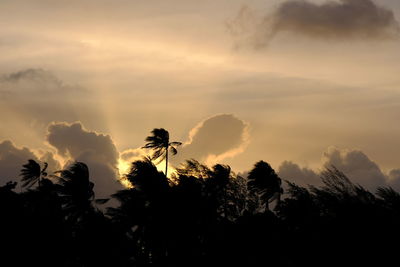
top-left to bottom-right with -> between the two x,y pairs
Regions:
377,186 -> 400,210
54,162 -> 95,221
174,159 -> 211,180
20,159 -> 48,189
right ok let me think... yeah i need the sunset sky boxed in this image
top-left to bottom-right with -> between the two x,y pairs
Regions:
1,0 -> 400,196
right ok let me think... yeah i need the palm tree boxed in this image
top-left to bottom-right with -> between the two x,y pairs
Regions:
110,158 -> 171,264
208,164 -> 232,219
125,157 -> 169,195
247,161 -> 282,211
20,159 -> 48,189
210,164 -> 231,190
142,128 -> 182,177
54,162 -> 95,222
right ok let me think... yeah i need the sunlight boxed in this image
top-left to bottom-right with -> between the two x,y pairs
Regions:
119,176 -> 133,189
118,158 -> 131,176
117,158 -> 133,188
153,160 -> 176,179
117,157 -> 176,188
71,32 -> 232,81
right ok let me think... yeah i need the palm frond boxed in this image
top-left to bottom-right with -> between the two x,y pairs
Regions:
169,141 -> 182,146
143,128 -> 181,176
20,159 -> 41,188
169,146 -> 178,155
54,162 -> 96,221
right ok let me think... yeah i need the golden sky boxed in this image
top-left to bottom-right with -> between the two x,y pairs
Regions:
1,0 -> 400,194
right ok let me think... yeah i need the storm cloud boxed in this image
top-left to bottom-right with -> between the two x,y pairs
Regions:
0,68 -> 84,96
0,140 -> 39,186
321,146 -> 387,190
229,0 -> 400,48
278,147 -> 400,192
388,169 -> 400,190
278,160 -> 321,187
46,122 -> 123,198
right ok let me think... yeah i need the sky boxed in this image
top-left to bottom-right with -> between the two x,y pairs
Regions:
1,0 -> 400,196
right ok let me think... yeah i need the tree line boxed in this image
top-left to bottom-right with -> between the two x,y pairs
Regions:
0,128 -> 399,267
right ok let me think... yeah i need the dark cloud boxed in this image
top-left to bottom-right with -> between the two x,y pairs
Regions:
172,114 -> 250,165
229,0 -> 400,48
278,160 -> 321,187
0,140 -> 38,186
0,68 -> 81,95
277,147 -> 395,192
0,140 -> 66,188
46,122 -> 123,198
0,68 -> 84,113
322,147 -> 386,190
1,68 -> 62,86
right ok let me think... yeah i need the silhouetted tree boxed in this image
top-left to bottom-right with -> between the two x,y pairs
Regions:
247,161 -> 282,211
109,158 -> 171,265
377,186 -> 400,211
173,159 -> 211,180
173,160 -> 250,220
4,155 -> 400,267
142,128 -> 182,177
206,164 -> 232,219
20,159 -> 48,189
54,162 -> 95,222
125,157 -> 169,196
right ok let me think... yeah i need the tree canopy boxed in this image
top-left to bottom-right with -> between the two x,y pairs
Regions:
0,131 -> 399,266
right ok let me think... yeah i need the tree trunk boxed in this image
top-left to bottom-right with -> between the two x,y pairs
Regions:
165,147 -> 168,177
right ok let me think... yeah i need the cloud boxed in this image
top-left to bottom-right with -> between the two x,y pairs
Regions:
1,68 -> 62,87
0,140 -> 65,188
120,148 -> 145,162
229,0 -> 400,48
386,169 -> 400,191
0,140 -> 38,186
118,148 -> 147,178
37,150 -> 62,174
278,160 -> 321,187
118,114 -> 250,176
322,146 -> 387,190
0,68 -> 83,96
46,122 -> 123,198
0,69 -> 92,145
277,146 -> 396,191
172,114 -> 250,166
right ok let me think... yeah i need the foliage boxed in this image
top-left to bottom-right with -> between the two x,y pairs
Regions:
20,159 -> 48,188
247,160 -> 283,210
1,150 -> 400,266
